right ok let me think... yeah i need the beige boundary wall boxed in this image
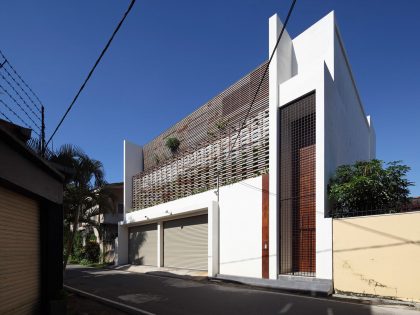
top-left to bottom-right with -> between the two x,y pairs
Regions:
333,211 -> 420,302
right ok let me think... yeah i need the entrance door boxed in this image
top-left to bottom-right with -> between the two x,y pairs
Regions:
297,145 -> 316,273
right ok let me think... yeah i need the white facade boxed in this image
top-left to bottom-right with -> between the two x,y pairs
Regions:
117,176 -> 263,277
117,11 -> 375,287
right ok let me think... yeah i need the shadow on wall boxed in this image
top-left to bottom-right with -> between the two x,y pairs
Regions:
128,230 -> 147,265
333,212 -> 420,302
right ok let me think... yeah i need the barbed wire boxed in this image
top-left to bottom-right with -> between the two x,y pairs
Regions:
1,64 -> 42,114
0,99 -> 39,136
0,49 -> 44,110
0,83 -> 41,132
0,72 -> 41,121
0,108 -> 12,122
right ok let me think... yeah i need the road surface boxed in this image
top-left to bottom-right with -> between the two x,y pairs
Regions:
64,266 -> 419,315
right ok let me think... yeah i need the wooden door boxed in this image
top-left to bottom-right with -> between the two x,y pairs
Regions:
297,144 -> 316,273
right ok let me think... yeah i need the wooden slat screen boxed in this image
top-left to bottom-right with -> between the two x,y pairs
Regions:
142,61 -> 269,171
131,61 -> 270,211
132,108 -> 269,211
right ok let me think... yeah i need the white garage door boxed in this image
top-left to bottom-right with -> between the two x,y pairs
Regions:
128,224 -> 157,266
0,186 -> 40,315
164,214 -> 208,270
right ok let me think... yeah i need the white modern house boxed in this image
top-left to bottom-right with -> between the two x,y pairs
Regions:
116,11 -> 375,292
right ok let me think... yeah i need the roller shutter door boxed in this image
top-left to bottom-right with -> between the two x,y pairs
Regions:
0,186 -> 40,315
128,224 -> 157,266
164,214 -> 208,270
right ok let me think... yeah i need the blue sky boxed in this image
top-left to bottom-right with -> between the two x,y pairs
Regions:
1,0 -> 419,195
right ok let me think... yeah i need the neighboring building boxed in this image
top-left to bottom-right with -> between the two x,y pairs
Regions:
0,119 -> 64,314
80,182 -> 123,263
410,196 -> 420,210
117,11 -> 376,292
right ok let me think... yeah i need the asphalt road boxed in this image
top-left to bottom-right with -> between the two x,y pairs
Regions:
64,266 -> 419,315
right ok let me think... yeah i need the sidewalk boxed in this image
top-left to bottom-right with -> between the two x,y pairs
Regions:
109,264 -> 207,279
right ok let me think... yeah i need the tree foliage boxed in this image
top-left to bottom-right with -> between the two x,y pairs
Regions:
49,144 -> 113,270
328,159 -> 413,217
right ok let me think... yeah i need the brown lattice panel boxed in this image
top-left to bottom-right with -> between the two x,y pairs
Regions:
142,61 -> 269,171
132,109 -> 269,211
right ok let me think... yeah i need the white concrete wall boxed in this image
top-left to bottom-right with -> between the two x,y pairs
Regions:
219,176 -> 262,278
276,11 -> 375,280
268,13 -> 294,280
292,11 -> 335,80
123,176 -> 263,278
367,115 -> 376,159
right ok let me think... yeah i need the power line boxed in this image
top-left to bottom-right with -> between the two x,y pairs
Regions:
226,0 -> 296,161
216,0 -> 297,198
46,0 -> 136,147
0,49 -> 44,110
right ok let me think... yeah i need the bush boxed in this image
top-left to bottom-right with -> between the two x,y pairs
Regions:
328,159 -> 413,217
84,241 -> 100,263
165,137 -> 180,154
72,231 -> 85,261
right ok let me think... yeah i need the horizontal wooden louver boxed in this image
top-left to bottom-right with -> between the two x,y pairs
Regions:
142,61 -> 269,171
132,108 -> 269,210
0,186 -> 40,315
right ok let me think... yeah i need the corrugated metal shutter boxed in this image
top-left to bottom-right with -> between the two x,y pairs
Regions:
164,214 -> 208,270
128,224 -> 157,266
0,186 -> 40,315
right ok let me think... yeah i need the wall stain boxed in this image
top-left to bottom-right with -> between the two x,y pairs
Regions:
341,259 -> 398,296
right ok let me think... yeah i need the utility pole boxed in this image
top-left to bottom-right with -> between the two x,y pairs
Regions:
41,105 -> 45,157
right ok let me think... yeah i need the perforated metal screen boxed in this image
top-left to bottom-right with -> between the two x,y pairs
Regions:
279,92 -> 316,277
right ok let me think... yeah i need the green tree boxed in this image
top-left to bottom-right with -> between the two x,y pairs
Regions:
328,159 -> 413,217
50,145 -> 113,270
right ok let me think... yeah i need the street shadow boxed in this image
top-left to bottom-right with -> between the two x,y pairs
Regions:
64,267 -> 374,315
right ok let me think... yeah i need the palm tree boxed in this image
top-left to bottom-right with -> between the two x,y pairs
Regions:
50,144 -> 113,271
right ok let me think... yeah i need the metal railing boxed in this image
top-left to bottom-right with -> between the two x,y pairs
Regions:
330,200 -> 420,218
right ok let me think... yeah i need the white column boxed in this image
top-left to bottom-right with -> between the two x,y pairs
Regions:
116,223 -> 129,265
268,13 -> 294,279
208,201 -> 219,277
118,140 -> 143,266
124,140 -> 143,214
157,221 -> 163,267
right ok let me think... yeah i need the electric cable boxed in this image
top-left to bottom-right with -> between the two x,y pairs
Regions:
46,0 -> 136,147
